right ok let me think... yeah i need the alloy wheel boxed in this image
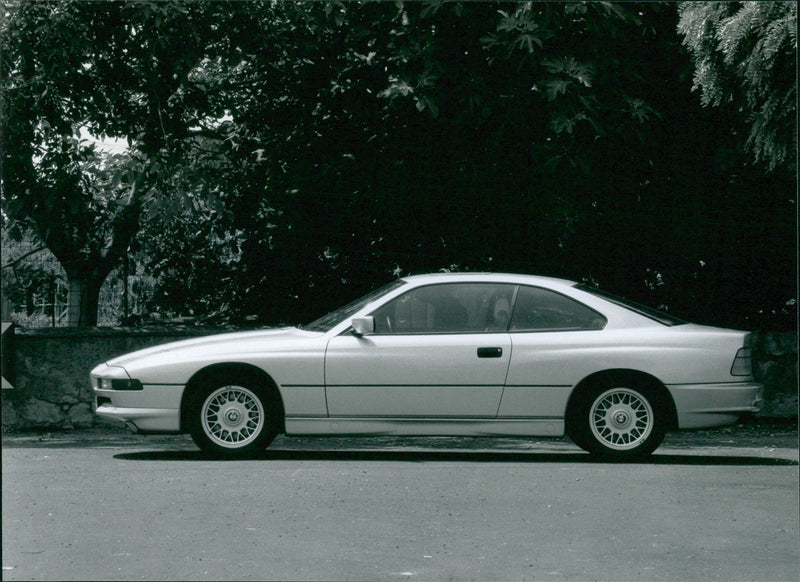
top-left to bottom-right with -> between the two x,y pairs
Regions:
589,387 -> 654,451
201,385 -> 265,449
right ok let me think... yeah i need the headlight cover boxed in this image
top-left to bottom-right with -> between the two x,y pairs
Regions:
95,365 -> 143,391
99,378 -> 144,391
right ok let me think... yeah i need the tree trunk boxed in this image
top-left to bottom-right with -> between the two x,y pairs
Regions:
51,175 -> 145,327
66,276 -> 102,327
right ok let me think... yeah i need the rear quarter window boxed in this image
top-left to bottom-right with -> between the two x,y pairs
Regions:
510,286 -> 607,331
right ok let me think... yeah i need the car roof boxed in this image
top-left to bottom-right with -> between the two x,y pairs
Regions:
400,272 -> 577,288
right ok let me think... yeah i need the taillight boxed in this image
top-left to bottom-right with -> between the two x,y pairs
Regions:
730,347 -> 753,376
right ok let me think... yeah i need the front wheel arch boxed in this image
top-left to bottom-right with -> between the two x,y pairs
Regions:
180,363 -> 285,435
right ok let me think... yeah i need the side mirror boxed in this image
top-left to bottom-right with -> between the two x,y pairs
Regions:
351,316 -> 375,337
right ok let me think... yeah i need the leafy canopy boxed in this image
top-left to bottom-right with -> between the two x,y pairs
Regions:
678,1 -> 797,171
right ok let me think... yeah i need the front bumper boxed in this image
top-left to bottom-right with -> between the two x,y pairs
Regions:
94,404 -> 181,433
92,364 -> 184,433
667,381 -> 763,429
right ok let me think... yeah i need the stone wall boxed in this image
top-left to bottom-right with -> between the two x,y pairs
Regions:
751,332 -> 798,417
1,326 -> 796,431
2,326 -> 238,431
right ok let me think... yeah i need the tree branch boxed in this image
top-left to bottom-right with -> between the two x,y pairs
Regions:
97,172 -> 149,277
0,245 -> 49,271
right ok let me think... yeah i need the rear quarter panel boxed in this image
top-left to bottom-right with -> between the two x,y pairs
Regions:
500,325 -> 748,418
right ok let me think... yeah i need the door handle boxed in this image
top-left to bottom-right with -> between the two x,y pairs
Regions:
477,347 -> 503,358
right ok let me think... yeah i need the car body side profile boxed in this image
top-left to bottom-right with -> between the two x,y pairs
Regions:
91,273 -> 762,459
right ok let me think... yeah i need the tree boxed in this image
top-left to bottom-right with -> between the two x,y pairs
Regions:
208,1 -> 683,322
2,1 -> 793,330
163,0 -> 792,329
138,196 -> 242,322
3,139 -> 146,326
677,1 -> 797,172
1,0 -> 237,325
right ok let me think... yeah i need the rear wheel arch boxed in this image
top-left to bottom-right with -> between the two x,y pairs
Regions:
567,369 -> 677,427
565,369 -> 678,457
180,363 -> 286,434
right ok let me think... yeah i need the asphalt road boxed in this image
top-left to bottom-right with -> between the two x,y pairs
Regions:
2,426 -> 798,582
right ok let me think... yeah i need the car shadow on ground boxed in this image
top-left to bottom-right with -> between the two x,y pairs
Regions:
112,448 -> 799,466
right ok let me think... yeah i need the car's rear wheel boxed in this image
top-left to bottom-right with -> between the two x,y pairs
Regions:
569,382 -> 666,459
188,378 -> 277,458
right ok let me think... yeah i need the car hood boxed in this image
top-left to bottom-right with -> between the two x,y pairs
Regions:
106,327 -> 323,370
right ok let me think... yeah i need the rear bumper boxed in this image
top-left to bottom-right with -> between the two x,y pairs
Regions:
667,382 -> 763,429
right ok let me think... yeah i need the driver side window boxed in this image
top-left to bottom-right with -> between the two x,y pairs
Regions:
371,283 -> 515,334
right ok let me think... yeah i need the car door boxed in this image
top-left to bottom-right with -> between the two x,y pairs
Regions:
324,283 -> 515,418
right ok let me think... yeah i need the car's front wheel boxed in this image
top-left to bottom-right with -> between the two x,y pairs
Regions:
188,378 -> 277,458
568,382 -> 667,459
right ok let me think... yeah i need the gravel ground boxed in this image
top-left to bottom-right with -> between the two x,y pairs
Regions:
662,418 -> 798,449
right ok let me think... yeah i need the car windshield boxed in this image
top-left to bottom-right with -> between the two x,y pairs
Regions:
575,284 -> 687,326
303,279 -> 407,332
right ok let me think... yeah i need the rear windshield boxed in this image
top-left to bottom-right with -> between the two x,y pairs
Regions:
575,284 -> 687,326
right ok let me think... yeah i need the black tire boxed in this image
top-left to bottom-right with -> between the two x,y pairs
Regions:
187,373 -> 278,458
568,380 -> 667,459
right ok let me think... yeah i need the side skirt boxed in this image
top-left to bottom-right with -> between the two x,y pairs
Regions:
284,417 -> 565,438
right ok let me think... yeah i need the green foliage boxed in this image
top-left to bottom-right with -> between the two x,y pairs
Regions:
1,1 -> 795,330
1,226 -> 65,322
678,1 -> 797,171
1,0 -> 243,324
139,201 -> 242,321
